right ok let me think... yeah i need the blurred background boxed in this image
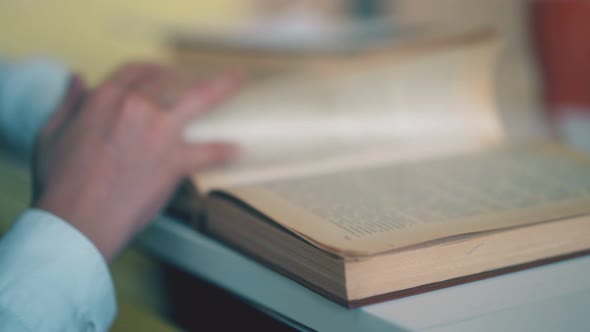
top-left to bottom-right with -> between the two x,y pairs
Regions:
0,1 -> 535,88
1,0 -> 589,330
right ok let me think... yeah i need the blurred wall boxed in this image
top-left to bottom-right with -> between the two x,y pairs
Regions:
0,0 -> 248,83
0,0 -> 543,138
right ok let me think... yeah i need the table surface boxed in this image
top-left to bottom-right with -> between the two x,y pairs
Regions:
138,216 -> 590,332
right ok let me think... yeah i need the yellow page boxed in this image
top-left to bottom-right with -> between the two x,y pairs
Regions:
218,145 -> 590,257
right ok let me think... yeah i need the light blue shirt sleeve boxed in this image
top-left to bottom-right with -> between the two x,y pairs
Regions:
0,57 -> 70,158
0,209 -> 117,332
0,57 -> 116,330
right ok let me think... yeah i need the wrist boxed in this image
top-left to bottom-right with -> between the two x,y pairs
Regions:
34,194 -> 134,262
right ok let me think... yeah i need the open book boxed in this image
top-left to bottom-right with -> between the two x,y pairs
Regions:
205,144 -> 590,307
177,33 -> 590,307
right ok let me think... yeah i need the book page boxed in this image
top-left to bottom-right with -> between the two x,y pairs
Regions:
194,138 -> 489,193
217,145 -> 590,257
189,36 -> 504,192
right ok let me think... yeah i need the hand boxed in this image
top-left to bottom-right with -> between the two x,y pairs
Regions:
32,63 -> 241,262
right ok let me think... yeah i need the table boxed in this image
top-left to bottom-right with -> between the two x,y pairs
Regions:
138,216 -> 590,332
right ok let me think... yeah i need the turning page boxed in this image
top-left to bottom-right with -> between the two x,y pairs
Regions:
188,35 -> 504,192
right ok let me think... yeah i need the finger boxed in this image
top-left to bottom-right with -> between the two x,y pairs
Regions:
118,92 -> 156,135
135,68 -> 181,107
107,62 -> 163,88
88,62 -> 162,115
41,74 -> 88,138
177,142 -> 239,174
170,72 -> 244,125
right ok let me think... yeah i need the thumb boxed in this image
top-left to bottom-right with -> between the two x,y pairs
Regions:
40,74 -> 88,139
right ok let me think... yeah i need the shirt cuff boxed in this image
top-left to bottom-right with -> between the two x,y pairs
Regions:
0,208 -> 116,332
